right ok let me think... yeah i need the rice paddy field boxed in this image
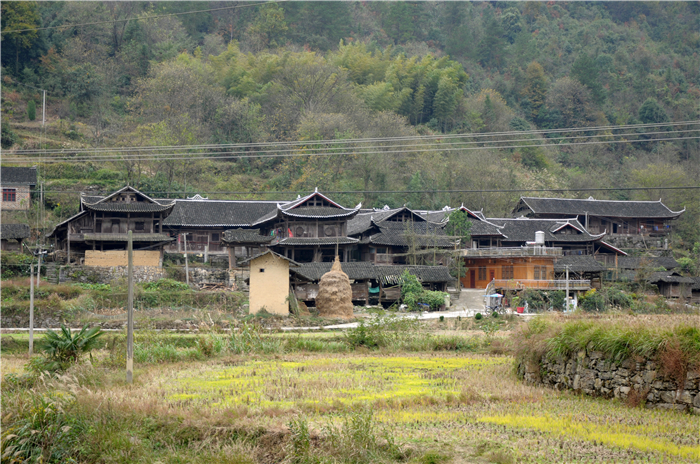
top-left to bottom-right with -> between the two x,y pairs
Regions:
3,347 -> 698,463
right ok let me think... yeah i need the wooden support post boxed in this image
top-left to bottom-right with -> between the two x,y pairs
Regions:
67,233 -> 71,264
126,231 -> 134,384
29,263 -> 34,356
36,252 -> 41,288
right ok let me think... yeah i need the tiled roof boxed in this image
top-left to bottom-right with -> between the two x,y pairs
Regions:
292,262 -> 379,281
164,200 -> 281,227
81,186 -> 175,213
222,228 -> 274,244
83,202 -> 175,213
291,262 -> 453,283
274,237 -> 359,246
487,217 -> 603,244
375,265 -> 454,283
1,223 -> 30,240
553,256 -> 606,272
369,221 -> 455,248
616,256 -> 679,270
648,271 -> 695,284
275,190 -> 360,220
0,167 -> 37,185
239,249 -> 299,266
82,233 -> 174,242
514,197 -> 684,219
281,206 -> 359,219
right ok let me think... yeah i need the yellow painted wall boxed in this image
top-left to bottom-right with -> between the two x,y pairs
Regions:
85,250 -> 160,267
249,253 -> 290,315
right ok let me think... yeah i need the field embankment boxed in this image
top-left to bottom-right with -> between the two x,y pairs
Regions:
513,314 -> 700,413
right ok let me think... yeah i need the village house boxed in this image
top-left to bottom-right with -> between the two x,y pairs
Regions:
346,206 -> 456,265
1,223 -> 30,252
459,217 -> 624,291
512,196 -> 684,237
160,194 -> 282,259
242,189 -> 363,264
47,186 -> 175,265
1,167 -> 36,211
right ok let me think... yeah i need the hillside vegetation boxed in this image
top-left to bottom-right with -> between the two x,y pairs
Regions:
2,1 -> 699,250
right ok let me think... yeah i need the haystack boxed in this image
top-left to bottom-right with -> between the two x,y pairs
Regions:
316,256 -> 353,319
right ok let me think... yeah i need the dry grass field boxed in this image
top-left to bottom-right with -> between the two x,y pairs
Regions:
3,347 -> 699,463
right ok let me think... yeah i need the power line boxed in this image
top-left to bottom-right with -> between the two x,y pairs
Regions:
36,186 -> 700,196
1,2 -> 274,34
6,127 -> 699,163
5,134 -> 700,164
8,120 -> 700,156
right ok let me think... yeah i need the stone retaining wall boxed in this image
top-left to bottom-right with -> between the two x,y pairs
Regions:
518,349 -> 700,414
59,265 -> 165,285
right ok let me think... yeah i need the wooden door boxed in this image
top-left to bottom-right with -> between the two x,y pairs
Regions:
469,269 -> 476,288
489,270 -> 495,282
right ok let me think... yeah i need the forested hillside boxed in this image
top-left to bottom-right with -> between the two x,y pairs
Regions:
2,1 -> 699,249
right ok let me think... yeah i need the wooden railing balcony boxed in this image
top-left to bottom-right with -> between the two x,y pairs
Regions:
460,246 -> 562,258
493,279 -> 591,291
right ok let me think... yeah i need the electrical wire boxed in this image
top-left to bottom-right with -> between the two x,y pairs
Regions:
5,127 -> 699,163
35,186 -> 700,196
5,134 -> 700,164
1,2 -> 276,34
8,120 -> 700,156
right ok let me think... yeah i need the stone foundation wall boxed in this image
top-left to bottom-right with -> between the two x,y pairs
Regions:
59,265 -> 165,285
605,234 -> 668,251
518,350 -> 700,414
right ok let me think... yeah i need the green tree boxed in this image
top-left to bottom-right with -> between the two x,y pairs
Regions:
521,61 -> 547,121
477,13 -> 507,69
1,1 -> 41,74
27,100 -> 36,121
246,2 -> 288,51
501,7 -> 522,44
432,76 -> 462,132
571,54 -> 605,103
638,98 -> 669,124
383,2 -> 416,44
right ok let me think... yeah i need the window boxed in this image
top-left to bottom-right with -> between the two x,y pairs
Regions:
135,222 -> 145,231
2,189 -> 16,202
211,233 -> 220,242
534,265 -> 540,280
478,266 -> 487,280
502,265 -> 514,280
259,268 -> 265,273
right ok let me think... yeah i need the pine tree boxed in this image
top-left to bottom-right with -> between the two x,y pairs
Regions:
522,62 -> 547,121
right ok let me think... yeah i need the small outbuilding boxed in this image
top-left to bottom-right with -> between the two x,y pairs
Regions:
241,250 -> 299,315
1,223 -> 30,251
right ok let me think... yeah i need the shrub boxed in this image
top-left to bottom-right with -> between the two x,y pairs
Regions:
399,271 -> 448,311
27,100 -> 36,120
40,324 -> 104,372
475,313 -> 483,320
142,278 -> 190,291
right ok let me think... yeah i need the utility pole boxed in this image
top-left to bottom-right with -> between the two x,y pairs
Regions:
36,252 -> 41,288
565,265 -> 570,312
183,233 -> 189,286
29,263 -> 35,356
42,90 -> 46,127
126,231 -> 134,384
